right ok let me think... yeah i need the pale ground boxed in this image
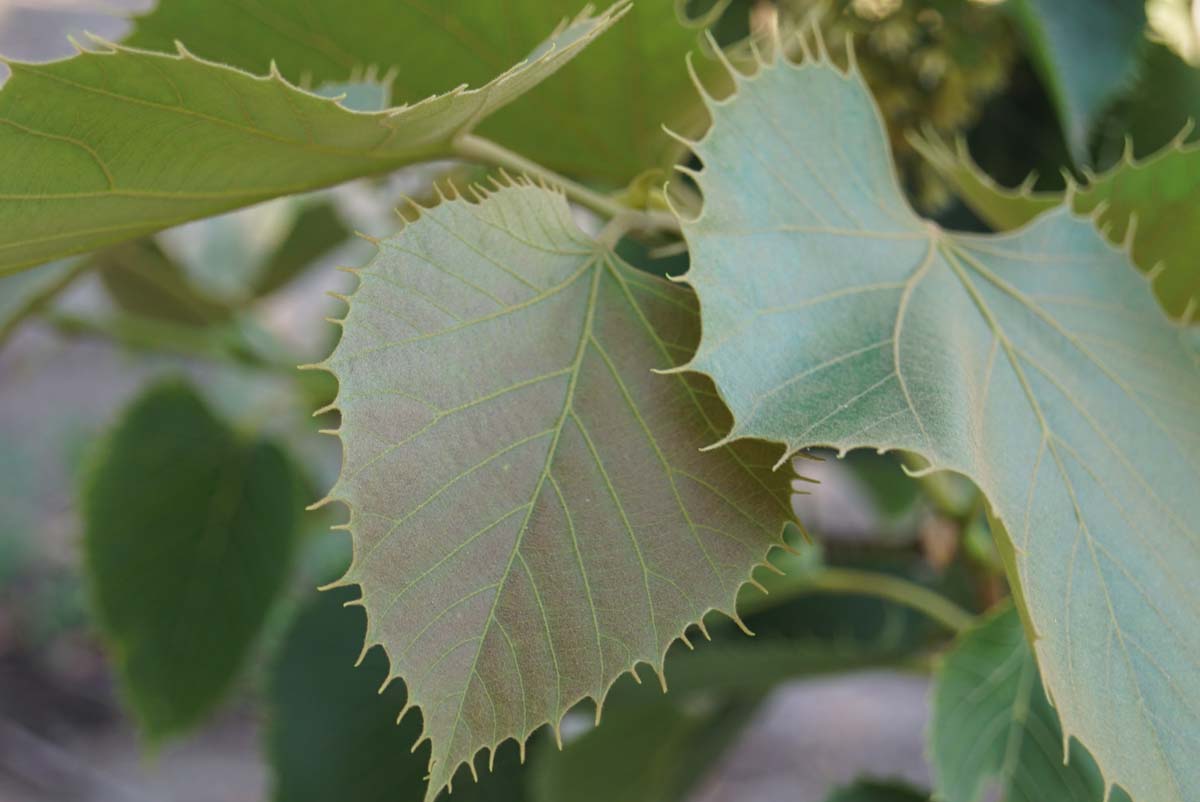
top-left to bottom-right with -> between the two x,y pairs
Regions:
0,3 -> 932,800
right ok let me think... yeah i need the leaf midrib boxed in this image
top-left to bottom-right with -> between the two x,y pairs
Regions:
442,254 -> 604,763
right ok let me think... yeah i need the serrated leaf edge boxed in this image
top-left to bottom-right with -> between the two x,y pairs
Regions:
302,176 -> 797,799
666,24 -> 1190,802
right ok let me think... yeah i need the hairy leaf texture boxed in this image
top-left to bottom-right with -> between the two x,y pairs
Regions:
930,605 -> 1132,802
675,41 -> 1200,802
916,130 -> 1200,321
84,381 -> 299,739
314,183 -> 793,800
0,4 -> 622,273
124,0 -> 716,185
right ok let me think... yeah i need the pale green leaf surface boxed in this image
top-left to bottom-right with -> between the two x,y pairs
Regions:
84,380 -> 299,739
1009,0 -> 1146,161
677,50 -> 1200,802
124,0 -> 715,184
317,183 -> 792,801
931,604 -> 1131,802
916,132 -> 1200,321
0,4 -> 622,274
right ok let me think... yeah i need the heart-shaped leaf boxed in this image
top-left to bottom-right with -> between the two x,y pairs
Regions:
315,183 -> 793,800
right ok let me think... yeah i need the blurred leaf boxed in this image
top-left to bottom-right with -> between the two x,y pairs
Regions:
123,0 -> 722,185
930,604 -> 1133,802
916,132 -> 1200,320
97,240 -> 233,326
84,380 -> 300,740
314,79 -> 393,112
530,695 -> 754,802
267,586 -> 524,802
1008,0 -> 1146,161
1096,43 -> 1200,161
0,258 -> 85,345
252,202 -> 349,299
823,779 -> 928,802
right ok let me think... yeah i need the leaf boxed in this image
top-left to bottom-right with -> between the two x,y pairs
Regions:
0,4 -> 623,274
675,45 -> 1200,802
1007,0 -> 1147,161
823,779 -> 928,802
541,619 -> 914,802
915,131 -> 1200,321
530,694 -> 755,802
123,0 -> 716,185
84,380 -> 300,740
0,257 -> 85,345
96,239 -> 234,326
267,586 -> 525,802
930,604 -> 1133,802
252,201 -> 350,299
314,182 -> 793,800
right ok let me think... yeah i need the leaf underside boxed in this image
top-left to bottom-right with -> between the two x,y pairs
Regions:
317,183 -> 792,800
123,0 -> 713,185
915,131 -> 1200,321
0,3 -> 622,273
84,381 -> 298,739
677,45 -> 1200,802
931,604 -> 1131,802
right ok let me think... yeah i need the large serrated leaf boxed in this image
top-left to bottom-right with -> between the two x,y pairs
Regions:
315,183 -> 792,800
915,132 -> 1200,321
0,4 -> 622,274
930,604 -> 1131,802
675,46 -> 1199,802
84,380 -> 300,740
123,0 -> 713,185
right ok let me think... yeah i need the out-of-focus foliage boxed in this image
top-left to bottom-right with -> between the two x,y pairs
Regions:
778,0 -> 1018,210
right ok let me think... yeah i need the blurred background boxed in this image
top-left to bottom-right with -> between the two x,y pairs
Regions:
1,1 -> 1194,800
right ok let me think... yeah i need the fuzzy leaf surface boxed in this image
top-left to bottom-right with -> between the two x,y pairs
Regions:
931,604 -> 1132,802
320,184 -> 792,800
0,5 -> 620,273
124,0 -> 713,184
917,133 -> 1200,320
84,381 -> 299,739
678,51 -> 1200,802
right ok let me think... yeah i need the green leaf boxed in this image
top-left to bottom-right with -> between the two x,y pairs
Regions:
268,586 -> 525,802
84,380 -> 300,740
930,604 -> 1133,802
915,132 -> 1200,321
823,779 -> 928,802
251,201 -> 350,299
530,694 -> 754,802
314,182 -> 793,801
123,0 -> 715,185
0,4 -> 623,274
0,258 -> 85,344
96,239 -> 234,326
1008,0 -> 1147,161
676,46 -> 1200,802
